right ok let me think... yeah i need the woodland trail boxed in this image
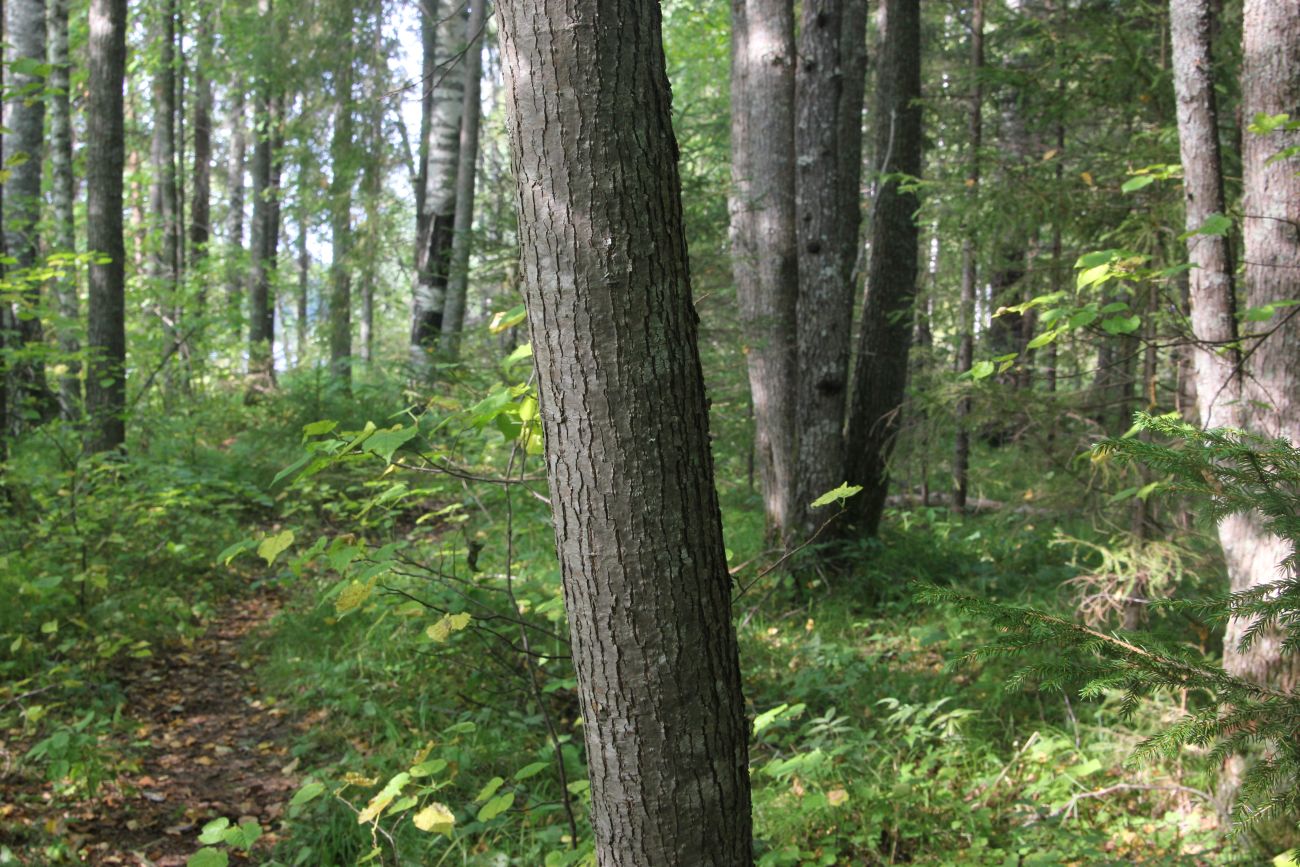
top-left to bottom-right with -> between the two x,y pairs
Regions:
2,592 -> 301,865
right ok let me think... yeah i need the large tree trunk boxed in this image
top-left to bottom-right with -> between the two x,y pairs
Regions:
953,0 -> 983,513
48,0 -> 79,420
843,0 -> 923,536
791,0 -> 867,542
498,0 -> 753,863
440,0 -> 488,359
247,5 -> 279,395
1219,0 -> 1300,690
730,0 -> 799,540
85,0 -> 128,453
328,49 -> 354,385
6,0 -> 51,419
410,0 -> 464,381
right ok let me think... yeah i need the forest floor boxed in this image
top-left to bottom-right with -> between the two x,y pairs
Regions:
1,592 -> 301,865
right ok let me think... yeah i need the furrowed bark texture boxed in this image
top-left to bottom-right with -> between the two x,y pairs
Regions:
85,0 -> 128,452
329,49 -> 355,383
844,0 -> 922,536
498,1 -> 753,863
953,0 -> 983,513
6,0 -> 50,414
730,0 -> 799,540
150,0 -> 182,396
190,3 -> 213,276
1220,0 -> 1300,689
49,0 -> 79,419
226,87 -> 247,318
792,0 -> 867,541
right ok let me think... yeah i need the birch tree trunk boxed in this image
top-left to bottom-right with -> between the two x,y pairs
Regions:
498,0 -> 753,861
49,0 -> 79,419
440,0 -> 488,358
86,0 -> 128,453
791,0 -> 867,542
843,0 -> 923,536
410,0 -> 464,380
6,0 -> 51,418
730,0 -> 799,540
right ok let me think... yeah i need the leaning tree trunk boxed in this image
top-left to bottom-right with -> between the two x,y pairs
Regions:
49,0 -> 79,420
85,0 -> 128,453
440,0 -> 488,359
791,0 -> 867,543
730,0 -> 799,541
1219,0 -> 1300,690
498,0 -> 753,863
6,0 -> 51,419
410,0 -> 464,381
328,50 -> 354,386
953,0 -> 984,513
843,0 -> 923,537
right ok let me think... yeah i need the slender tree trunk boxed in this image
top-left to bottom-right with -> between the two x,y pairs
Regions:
328,51 -> 354,385
791,0 -> 867,542
358,3 -> 382,366
226,86 -> 247,328
440,0 -> 488,358
498,2 -> 753,861
86,0 -> 128,453
843,0 -> 923,536
190,3 -> 213,282
953,0 -> 984,514
151,0 -> 183,400
247,2 -> 279,394
730,0 -> 799,540
411,0 -> 464,380
1219,0 -> 1300,690
49,0 -> 79,420
296,160 -> 310,364
6,0 -> 51,419
0,1 -> 7,449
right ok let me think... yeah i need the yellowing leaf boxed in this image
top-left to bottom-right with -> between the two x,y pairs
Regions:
342,772 -> 378,788
257,530 -> 295,567
413,801 -> 456,835
336,576 -> 379,615
357,773 -> 410,825
809,483 -> 863,509
1080,171 -> 1094,187
427,612 -> 472,642
827,788 -> 850,807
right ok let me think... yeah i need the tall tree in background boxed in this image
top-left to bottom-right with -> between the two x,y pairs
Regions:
328,26 -> 356,385
49,0 -> 79,420
953,0 -> 984,513
499,0 -> 753,861
151,0 -> 183,397
410,0 -> 464,381
791,0 -> 867,542
1218,0 -> 1300,689
844,0 -> 923,536
357,0 -> 386,366
440,0 -> 488,358
6,0 -> 51,418
226,86 -> 247,326
730,0 -> 799,540
190,3 -> 214,291
85,0 -> 128,453
247,0 -> 281,394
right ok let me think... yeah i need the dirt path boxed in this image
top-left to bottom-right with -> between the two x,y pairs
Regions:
2,593 -> 301,865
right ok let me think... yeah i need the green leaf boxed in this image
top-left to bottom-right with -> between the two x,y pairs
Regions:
476,790 -> 515,822
257,530 -> 295,567
186,849 -> 229,867
1101,315 -> 1142,335
357,773 -> 411,825
1076,263 -> 1110,289
514,761 -> 550,781
1120,175 -> 1156,193
301,419 -> 338,439
809,483 -> 863,509
490,304 -> 527,334
475,776 -> 505,803
427,612 -> 472,642
969,360 -> 996,380
1248,112 -> 1291,135
1025,331 -> 1058,350
410,758 -> 448,778
216,539 -> 256,566
198,818 -> 231,845
290,781 -> 326,808
1196,213 -> 1232,236
364,425 -> 420,464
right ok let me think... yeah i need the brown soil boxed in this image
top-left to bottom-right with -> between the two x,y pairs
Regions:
0,593 -> 300,865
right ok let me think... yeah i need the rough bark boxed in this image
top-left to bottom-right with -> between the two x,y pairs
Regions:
328,51 -> 354,384
226,86 -> 247,320
295,160 -> 310,364
6,0 -> 51,417
953,0 -> 984,513
730,0 -> 799,540
498,0 -> 754,863
1219,0 -> 1300,689
410,0 -> 465,380
440,0 -> 488,358
150,0 -> 183,398
49,0 -> 79,420
791,0 -> 867,542
190,3 -> 213,278
248,3 -> 279,393
843,0 -> 923,536
85,0 -> 128,453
